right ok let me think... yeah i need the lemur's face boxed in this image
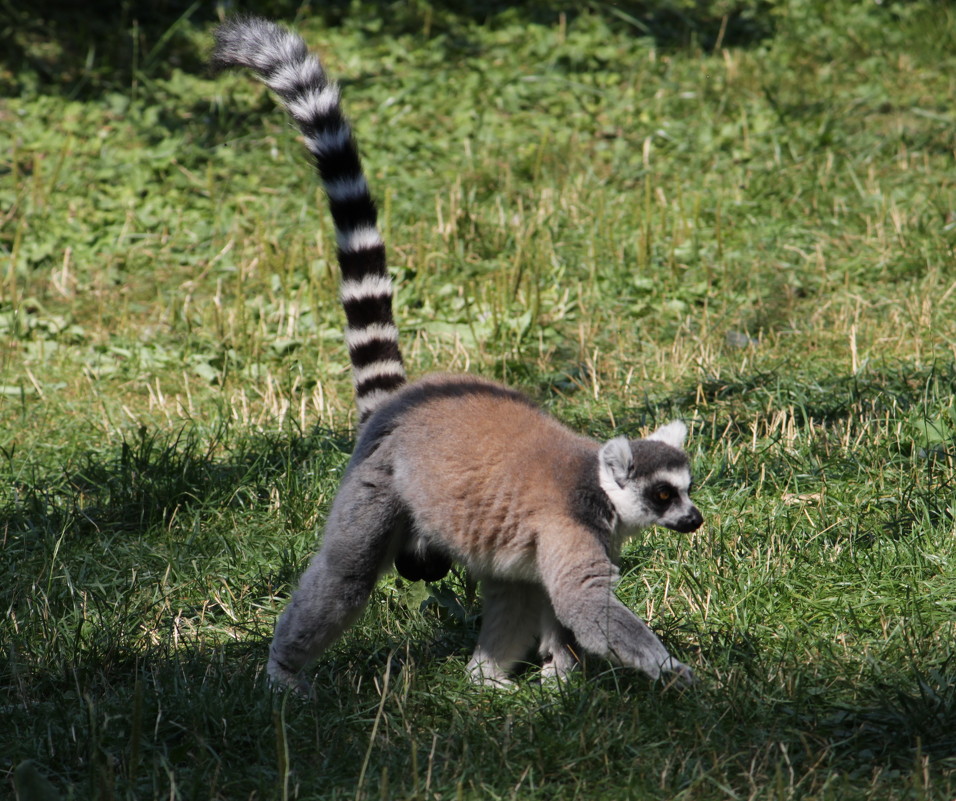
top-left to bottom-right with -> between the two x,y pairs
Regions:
636,466 -> 703,533
598,424 -> 703,535
610,455 -> 702,533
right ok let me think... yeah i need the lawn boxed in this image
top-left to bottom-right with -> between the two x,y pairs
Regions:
2,0 -> 955,798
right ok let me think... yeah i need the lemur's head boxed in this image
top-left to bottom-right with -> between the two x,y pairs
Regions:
598,421 -> 703,535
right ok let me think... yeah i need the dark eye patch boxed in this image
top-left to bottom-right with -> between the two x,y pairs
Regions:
646,482 -> 677,509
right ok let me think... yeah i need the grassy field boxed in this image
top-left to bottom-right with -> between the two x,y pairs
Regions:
2,0 -> 955,798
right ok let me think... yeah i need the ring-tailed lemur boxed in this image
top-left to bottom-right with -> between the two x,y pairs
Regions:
212,17 -> 703,692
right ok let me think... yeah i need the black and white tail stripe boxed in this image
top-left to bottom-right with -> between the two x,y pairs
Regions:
211,17 -> 405,423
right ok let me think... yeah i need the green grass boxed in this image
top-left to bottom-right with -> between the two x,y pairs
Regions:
2,0 -> 955,798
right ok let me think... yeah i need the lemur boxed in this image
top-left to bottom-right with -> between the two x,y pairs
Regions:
211,17 -> 703,692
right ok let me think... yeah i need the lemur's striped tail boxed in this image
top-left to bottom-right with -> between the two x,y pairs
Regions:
212,17 -> 405,424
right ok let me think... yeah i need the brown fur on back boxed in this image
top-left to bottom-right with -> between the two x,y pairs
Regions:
358,374 -> 603,579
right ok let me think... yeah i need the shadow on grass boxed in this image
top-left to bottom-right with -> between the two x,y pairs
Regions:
0,423 -> 350,698
2,414 -> 954,798
8,638 -> 954,799
2,0 -> 777,100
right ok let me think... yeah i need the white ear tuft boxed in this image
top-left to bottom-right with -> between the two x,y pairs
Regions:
598,436 -> 633,488
646,420 -> 688,450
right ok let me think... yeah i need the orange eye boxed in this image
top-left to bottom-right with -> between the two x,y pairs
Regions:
657,488 -> 671,502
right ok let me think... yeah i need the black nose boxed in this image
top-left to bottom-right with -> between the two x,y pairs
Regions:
670,507 -> 703,533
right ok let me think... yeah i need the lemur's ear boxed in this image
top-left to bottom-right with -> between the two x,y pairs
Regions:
599,437 -> 633,489
646,420 -> 688,450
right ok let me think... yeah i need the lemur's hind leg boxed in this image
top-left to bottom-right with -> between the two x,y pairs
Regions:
466,580 -> 545,686
268,467 -> 402,692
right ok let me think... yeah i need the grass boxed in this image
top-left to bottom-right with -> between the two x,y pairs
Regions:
2,0 -> 955,798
